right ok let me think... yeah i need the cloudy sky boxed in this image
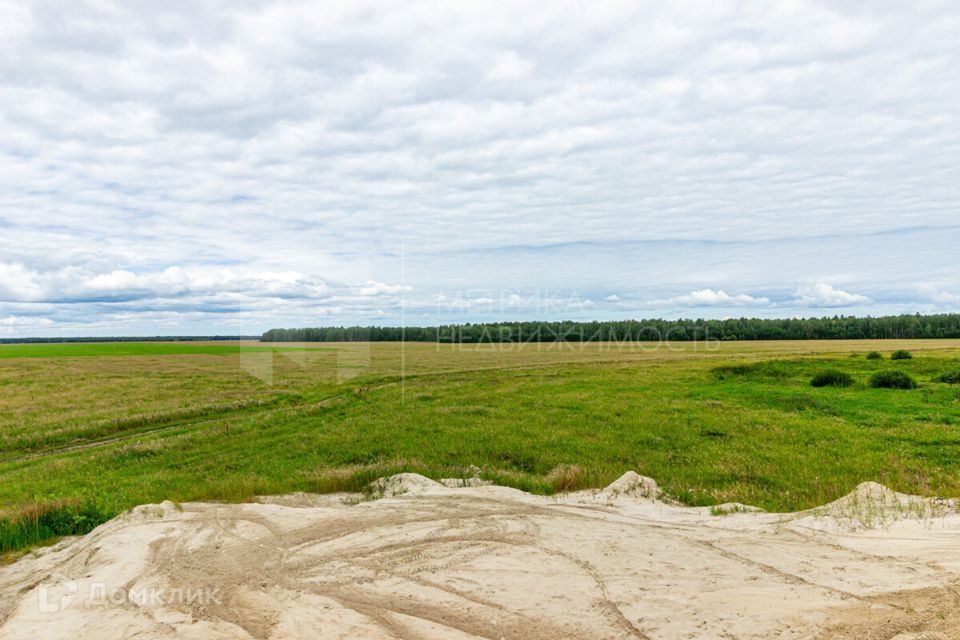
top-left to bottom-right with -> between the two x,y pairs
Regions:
1,1 -> 958,336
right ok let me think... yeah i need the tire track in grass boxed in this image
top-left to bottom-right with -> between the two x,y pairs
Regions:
0,397 -> 330,465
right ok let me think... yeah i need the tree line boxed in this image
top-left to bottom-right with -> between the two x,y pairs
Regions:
261,313 -> 960,343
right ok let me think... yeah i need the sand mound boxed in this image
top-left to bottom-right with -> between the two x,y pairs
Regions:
797,481 -> 958,532
599,471 -> 661,502
365,472 -> 443,498
3,476 -> 960,639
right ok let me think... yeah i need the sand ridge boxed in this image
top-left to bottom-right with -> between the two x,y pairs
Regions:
2,472 -> 960,639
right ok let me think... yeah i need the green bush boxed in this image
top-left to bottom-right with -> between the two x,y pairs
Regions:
934,369 -> 960,384
866,351 -> 883,360
869,370 -> 918,389
890,350 -> 913,361
810,370 -> 854,388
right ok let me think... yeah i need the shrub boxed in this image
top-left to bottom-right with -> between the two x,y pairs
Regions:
869,370 -> 918,389
866,351 -> 883,360
890,350 -> 913,361
712,362 -> 789,381
934,370 -> 960,384
712,364 -> 754,379
810,370 -> 854,388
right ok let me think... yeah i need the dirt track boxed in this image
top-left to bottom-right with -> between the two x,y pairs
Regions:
2,473 -> 960,639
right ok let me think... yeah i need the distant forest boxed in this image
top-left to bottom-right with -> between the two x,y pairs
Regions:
261,314 -> 960,343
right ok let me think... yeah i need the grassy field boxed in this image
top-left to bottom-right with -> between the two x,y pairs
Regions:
2,339 -> 960,554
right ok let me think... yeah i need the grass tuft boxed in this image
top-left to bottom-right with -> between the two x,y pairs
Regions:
891,350 -> 914,361
934,369 -> 960,384
810,370 -> 854,388
869,370 -> 918,389
0,500 -> 113,555
546,464 -> 586,492
712,362 -> 790,381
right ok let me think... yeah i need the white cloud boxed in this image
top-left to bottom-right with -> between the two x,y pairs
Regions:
0,315 -> 54,333
793,283 -> 871,307
358,281 -> 413,296
932,291 -> 960,304
605,294 -> 621,302
486,50 -> 534,80
0,260 -> 414,332
653,289 -> 770,307
1,316 -> 46,326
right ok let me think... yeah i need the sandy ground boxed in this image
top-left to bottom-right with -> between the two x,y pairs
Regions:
3,473 -> 960,639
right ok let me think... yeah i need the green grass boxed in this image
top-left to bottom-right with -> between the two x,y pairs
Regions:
0,342 -> 314,359
2,339 -> 960,556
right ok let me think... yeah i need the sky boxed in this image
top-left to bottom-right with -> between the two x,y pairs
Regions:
1,1 -> 958,336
